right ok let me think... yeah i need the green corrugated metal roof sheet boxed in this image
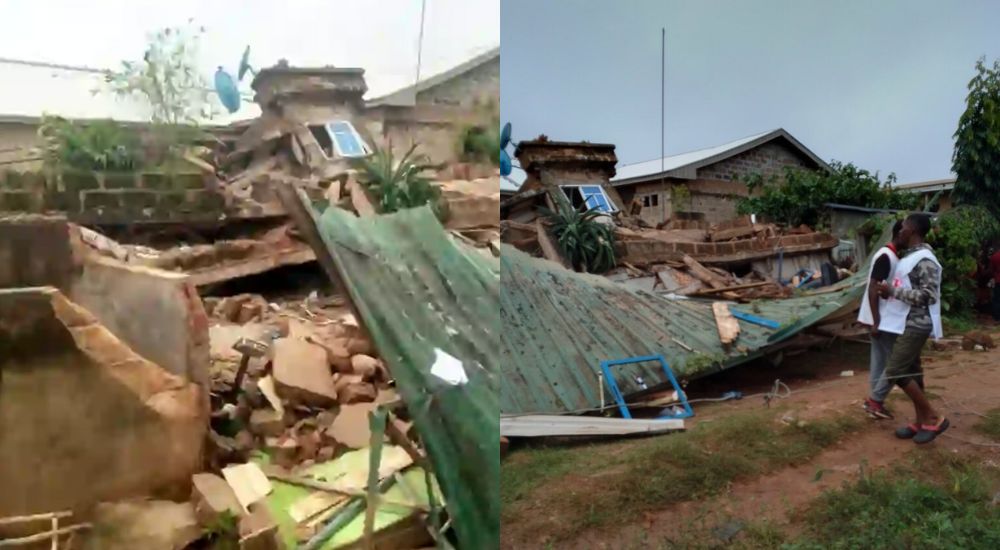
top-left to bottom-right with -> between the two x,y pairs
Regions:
308,205 -> 500,549
500,244 -> 868,415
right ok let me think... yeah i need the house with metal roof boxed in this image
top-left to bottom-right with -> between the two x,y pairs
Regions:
611,128 -> 829,226
895,177 -> 955,212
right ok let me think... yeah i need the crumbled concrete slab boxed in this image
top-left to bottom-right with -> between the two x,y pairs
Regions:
192,473 -> 244,526
0,287 -> 208,517
272,338 -> 337,407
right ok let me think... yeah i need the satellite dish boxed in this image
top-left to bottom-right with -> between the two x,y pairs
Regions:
238,46 -> 255,81
500,122 -> 512,149
214,67 -> 241,114
500,149 -> 512,177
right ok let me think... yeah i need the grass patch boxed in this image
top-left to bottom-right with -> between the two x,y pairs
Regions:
501,408 -> 863,541
974,408 -> 1000,441
784,450 -> 1000,549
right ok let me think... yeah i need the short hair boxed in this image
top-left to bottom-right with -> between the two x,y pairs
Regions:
891,220 -> 903,238
906,213 -> 931,237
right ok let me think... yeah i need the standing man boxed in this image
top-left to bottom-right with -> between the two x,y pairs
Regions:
877,213 -> 949,444
858,220 -> 905,419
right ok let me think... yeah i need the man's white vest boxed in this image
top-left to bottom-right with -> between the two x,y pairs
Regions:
857,246 -> 899,328
879,247 -> 943,339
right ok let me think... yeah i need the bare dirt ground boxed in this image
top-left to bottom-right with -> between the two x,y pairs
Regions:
501,323 -> 1000,549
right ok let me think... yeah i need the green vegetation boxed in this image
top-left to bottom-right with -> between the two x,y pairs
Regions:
103,24 -> 213,165
736,161 -> 919,227
501,408 -> 862,540
354,143 -> 447,218
457,99 -> 500,166
928,206 -> 1000,314
784,451 -> 1000,549
953,57 -> 1000,216
539,206 -> 617,273
974,408 -> 1000,441
37,116 -> 142,171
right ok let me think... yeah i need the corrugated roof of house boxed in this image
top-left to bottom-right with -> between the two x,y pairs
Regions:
611,128 -> 829,186
895,177 -> 956,193
367,46 -> 499,107
0,58 -> 260,126
500,244 -> 867,415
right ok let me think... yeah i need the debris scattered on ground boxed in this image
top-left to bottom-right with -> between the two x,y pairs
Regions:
962,331 -> 996,351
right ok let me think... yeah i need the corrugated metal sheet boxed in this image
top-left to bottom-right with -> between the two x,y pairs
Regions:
308,205 -> 500,549
500,244 -> 867,415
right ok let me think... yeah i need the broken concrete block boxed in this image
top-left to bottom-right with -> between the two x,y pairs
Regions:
0,288 -> 206,518
89,499 -> 202,550
338,382 -> 377,404
272,338 -> 337,407
334,373 -> 365,394
222,462 -> 273,513
317,446 -> 336,463
217,294 -> 253,322
192,472 -> 244,526
239,502 -> 281,550
265,436 -> 300,469
350,354 -> 379,379
237,301 -> 264,324
249,408 -> 285,437
345,336 -> 375,356
323,337 -> 354,372
327,403 -> 377,449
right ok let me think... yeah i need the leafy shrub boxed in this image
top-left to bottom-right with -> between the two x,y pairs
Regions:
539,206 -> 616,273
928,205 -> 1000,313
737,161 -> 919,227
38,115 -> 141,171
354,143 -> 446,218
458,123 -> 501,166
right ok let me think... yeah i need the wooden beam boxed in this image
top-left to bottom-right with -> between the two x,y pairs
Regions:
499,415 -> 684,437
712,301 -> 740,345
346,179 -> 377,217
682,255 -> 728,289
535,219 -> 570,269
690,281 -> 770,296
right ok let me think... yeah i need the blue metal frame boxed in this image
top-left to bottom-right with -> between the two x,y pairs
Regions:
600,355 -> 694,420
730,309 -> 780,329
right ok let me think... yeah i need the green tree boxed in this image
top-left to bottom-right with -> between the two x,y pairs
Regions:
737,161 -> 919,227
928,206 -> 1000,314
952,57 -> 1000,215
103,24 -> 214,165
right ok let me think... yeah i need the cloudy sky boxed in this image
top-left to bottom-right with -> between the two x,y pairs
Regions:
0,0 -> 498,106
500,0 -> 1000,184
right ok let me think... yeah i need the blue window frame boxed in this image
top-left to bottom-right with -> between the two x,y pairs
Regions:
325,121 -> 370,158
579,185 -> 614,213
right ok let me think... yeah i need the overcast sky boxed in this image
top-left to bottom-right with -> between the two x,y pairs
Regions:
500,0 -> 1000,184
0,0 -> 498,100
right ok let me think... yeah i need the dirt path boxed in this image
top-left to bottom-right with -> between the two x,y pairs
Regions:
504,333 -> 1000,549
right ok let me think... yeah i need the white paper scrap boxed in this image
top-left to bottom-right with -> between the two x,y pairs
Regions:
430,348 -> 468,385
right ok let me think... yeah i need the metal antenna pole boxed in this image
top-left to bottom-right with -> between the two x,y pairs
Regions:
414,0 -> 428,105
661,27 -> 667,225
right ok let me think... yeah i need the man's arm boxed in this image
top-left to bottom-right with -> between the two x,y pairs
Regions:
890,259 -> 940,306
867,255 -> 890,328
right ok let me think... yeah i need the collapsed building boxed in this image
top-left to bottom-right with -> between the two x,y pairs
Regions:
0,57 -> 499,549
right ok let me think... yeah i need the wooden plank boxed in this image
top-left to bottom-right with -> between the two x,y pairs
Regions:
535,219 -> 569,269
346,179 -> 377,217
499,415 -> 684,438
712,301 -> 740,345
690,281 -> 770,296
682,255 -> 728,289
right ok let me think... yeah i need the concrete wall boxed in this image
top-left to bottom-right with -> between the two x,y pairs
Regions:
0,287 -> 206,519
0,215 -> 210,384
697,140 -> 814,182
0,169 -> 226,224
0,121 -> 42,170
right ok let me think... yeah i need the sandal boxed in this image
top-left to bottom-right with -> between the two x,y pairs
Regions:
913,418 -> 950,445
895,423 -> 919,439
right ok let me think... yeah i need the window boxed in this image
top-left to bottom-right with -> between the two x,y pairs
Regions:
642,194 -> 659,207
306,120 -> 371,159
559,185 -> 617,214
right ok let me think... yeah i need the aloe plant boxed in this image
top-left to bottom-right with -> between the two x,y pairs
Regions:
540,206 -> 617,273
354,143 -> 446,219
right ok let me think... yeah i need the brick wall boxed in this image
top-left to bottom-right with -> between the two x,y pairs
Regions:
697,141 -> 813,182
0,169 -> 226,224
